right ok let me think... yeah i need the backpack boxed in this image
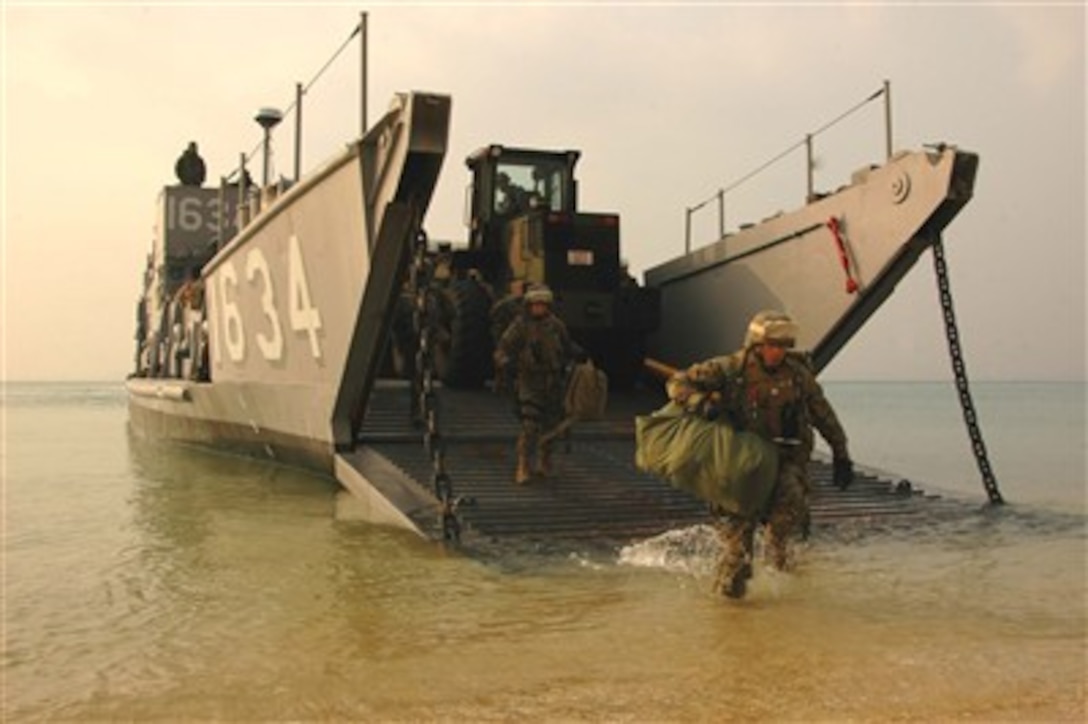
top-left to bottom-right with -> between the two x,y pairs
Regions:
564,360 -> 609,421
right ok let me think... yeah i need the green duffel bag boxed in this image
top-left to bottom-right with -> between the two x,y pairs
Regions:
635,402 -> 779,518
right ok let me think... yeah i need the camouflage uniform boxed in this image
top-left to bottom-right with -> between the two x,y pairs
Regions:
494,297 -> 577,483
669,312 -> 850,597
490,293 -> 525,354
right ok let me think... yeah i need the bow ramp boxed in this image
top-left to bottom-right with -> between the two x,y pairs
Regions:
334,382 -> 962,550
647,145 -> 979,372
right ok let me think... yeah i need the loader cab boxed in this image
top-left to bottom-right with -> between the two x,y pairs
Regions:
465,145 -> 580,248
434,144 -> 657,390
461,145 -> 588,295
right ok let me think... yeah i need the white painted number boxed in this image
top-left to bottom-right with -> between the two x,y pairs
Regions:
219,262 -> 246,362
287,235 -> 323,359
246,250 -> 284,361
165,194 -> 206,232
214,236 -> 323,365
179,196 -> 204,231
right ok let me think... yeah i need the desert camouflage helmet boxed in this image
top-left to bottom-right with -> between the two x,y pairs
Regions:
744,310 -> 798,348
524,284 -> 554,305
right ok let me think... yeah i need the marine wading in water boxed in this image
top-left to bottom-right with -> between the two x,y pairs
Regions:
641,311 -> 853,599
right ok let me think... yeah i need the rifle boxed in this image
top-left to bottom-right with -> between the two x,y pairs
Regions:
644,357 -> 679,380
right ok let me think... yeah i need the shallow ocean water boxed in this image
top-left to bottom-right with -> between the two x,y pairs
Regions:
2,381 -> 1085,721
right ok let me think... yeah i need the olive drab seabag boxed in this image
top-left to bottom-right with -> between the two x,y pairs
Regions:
564,360 -> 608,421
634,402 -> 779,518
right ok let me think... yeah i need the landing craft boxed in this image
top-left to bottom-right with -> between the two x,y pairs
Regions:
128,91 -> 451,471
127,19 -> 988,546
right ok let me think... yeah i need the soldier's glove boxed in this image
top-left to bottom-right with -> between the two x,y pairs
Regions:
699,392 -> 723,421
666,375 -> 692,404
833,456 -> 855,490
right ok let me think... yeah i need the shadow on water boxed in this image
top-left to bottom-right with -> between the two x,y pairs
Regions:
125,428 -> 338,546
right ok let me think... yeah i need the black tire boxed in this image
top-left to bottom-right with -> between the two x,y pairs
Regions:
435,278 -> 494,388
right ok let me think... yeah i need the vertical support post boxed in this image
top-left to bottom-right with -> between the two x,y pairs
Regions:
884,79 -> 893,159
217,177 -> 226,249
805,133 -> 814,202
237,153 -> 248,227
294,82 -> 303,182
717,189 -> 725,240
261,127 -> 272,188
360,11 -> 368,135
684,207 -> 692,254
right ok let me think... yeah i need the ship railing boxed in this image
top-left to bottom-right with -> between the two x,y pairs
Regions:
683,80 -> 894,254
217,13 -> 370,241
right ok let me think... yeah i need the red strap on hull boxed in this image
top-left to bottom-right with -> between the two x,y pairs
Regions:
827,216 -> 859,294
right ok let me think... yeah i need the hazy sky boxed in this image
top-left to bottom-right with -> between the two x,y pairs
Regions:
2,2 -> 1084,382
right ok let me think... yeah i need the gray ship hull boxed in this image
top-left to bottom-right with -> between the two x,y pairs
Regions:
127,378 -> 336,470
127,92 -> 451,473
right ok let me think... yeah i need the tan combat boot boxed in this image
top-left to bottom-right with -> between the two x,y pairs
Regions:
534,445 -> 552,477
515,433 -> 532,485
515,454 -> 531,485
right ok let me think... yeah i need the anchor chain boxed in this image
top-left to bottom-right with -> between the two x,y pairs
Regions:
932,237 -> 1004,504
407,230 -> 466,541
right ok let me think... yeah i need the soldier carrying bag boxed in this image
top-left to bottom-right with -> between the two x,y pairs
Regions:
635,401 -> 779,519
564,360 -> 608,422
539,360 -> 609,447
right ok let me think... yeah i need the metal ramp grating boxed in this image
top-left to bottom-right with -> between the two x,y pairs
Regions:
353,381 -> 964,547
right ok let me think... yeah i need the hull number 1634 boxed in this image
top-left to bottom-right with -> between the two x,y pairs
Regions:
211,234 -> 324,366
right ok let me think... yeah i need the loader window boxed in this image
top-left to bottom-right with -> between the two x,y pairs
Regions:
495,168 -> 532,215
494,158 -> 570,215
